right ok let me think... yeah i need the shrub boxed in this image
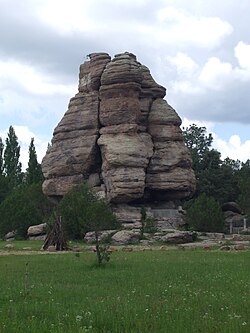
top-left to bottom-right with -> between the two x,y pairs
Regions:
0,182 -> 54,238
57,184 -> 120,264
57,184 -> 119,240
186,193 -> 224,232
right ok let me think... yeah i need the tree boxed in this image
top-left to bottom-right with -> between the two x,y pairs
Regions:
0,175 -> 9,204
0,182 -> 54,238
58,184 -> 120,264
0,137 -> 4,175
183,124 -> 213,172
0,137 -> 9,203
183,124 -> 240,204
237,160 -> 250,214
26,138 -> 43,184
3,126 -> 22,187
58,184 -> 119,238
186,193 -> 224,232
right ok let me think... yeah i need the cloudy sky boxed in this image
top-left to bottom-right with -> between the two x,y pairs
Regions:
0,0 -> 250,168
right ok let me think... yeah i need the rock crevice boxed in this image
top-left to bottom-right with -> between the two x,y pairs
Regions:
42,52 -> 195,204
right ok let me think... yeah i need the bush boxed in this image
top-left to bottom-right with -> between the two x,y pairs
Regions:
186,193 -> 224,232
0,182 -> 54,238
57,184 -> 119,240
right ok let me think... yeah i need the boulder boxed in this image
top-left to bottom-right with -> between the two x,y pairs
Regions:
4,231 -> 16,241
111,230 -> 140,245
222,202 -> 242,214
47,245 -> 57,252
29,235 -> 47,241
224,211 -> 244,226
27,223 -> 47,237
84,230 -> 117,243
4,244 -> 15,249
159,231 -> 195,244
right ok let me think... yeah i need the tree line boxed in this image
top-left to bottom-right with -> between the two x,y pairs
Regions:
0,126 -> 53,238
183,124 -> 250,232
0,124 -> 249,238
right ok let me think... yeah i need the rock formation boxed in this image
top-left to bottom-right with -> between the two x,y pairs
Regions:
42,52 -> 195,213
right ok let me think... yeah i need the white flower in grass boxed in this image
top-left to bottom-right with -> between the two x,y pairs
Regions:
76,315 -> 83,321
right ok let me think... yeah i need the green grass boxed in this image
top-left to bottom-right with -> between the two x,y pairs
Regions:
0,240 -> 85,252
0,240 -> 44,251
0,249 -> 249,333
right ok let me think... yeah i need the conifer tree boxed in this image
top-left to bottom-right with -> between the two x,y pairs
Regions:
3,126 -> 22,187
26,138 -> 43,184
0,137 -> 4,175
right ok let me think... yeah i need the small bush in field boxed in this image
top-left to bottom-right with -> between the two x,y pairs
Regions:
57,184 -> 120,264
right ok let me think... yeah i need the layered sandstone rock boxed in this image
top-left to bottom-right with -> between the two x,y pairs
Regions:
42,52 -> 195,204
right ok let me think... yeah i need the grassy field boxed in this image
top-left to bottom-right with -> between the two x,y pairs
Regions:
0,247 -> 249,333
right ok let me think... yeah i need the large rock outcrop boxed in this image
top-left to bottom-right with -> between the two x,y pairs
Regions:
42,52 -> 195,206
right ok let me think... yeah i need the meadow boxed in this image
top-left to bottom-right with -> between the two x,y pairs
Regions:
0,245 -> 249,333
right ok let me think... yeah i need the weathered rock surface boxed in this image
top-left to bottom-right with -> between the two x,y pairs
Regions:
154,231 -> 195,244
222,202 -> 242,214
27,223 -> 47,240
4,243 -> 15,249
84,230 -> 117,243
4,231 -> 16,241
111,230 -> 141,245
42,52 -> 195,213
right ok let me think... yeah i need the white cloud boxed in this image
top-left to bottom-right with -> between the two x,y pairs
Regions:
171,80 -> 203,95
182,118 -> 250,162
156,6 -> 233,48
167,52 -> 198,77
182,117 -> 215,133
213,134 -> 250,162
198,57 -> 233,90
35,0 -> 93,35
235,41 -> 250,70
0,60 -> 76,95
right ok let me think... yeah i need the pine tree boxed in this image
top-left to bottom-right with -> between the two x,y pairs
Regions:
26,138 -> 43,184
3,126 -> 22,187
0,137 -> 4,175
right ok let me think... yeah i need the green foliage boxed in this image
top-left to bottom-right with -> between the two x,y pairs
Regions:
3,126 -> 22,188
144,216 -> 158,233
140,207 -> 157,238
57,184 -> 119,264
183,124 -> 213,171
0,182 -> 54,238
57,184 -> 119,240
26,138 -> 43,184
186,193 -> 224,232
0,137 -> 4,175
183,124 -> 240,204
0,174 -> 10,204
140,206 -> 147,238
237,160 -> 250,214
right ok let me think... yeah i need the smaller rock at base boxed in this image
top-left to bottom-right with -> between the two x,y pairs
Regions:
220,245 -> 232,251
4,244 -> 15,249
111,230 -> 140,245
4,231 -> 16,241
47,245 -> 56,252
